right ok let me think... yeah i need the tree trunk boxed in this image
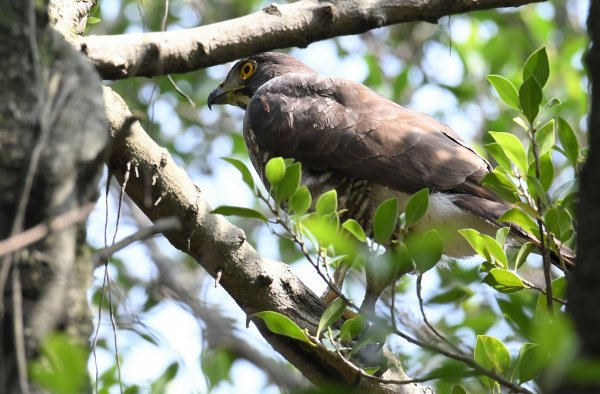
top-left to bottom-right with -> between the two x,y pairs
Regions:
562,1 -> 600,393
0,1 -> 107,392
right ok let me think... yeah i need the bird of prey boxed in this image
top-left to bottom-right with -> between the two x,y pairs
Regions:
208,52 -> 573,312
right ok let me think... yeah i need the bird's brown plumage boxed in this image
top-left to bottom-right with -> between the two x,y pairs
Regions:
208,52 -> 574,311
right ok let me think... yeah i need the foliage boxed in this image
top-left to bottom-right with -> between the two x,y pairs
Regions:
85,1 -> 588,393
211,45 -> 583,393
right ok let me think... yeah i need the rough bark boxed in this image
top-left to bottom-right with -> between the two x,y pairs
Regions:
103,86 -> 431,394
562,1 -> 600,393
78,0 -> 544,80
0,0 -> 107,392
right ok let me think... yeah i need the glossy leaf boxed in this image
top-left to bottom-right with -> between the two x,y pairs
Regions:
536,276 -> 567,320
516,343 -> 546,383
485,142 -> 512,172
482,268 -> 525,293
251,311 -> 314,345
519,76 -> 543,124
489,131 -> 528,174
557,117 -> 579,167
316,189 -> 338,217
499,208 -> 539,238
317,297 -> 346,338
339,314 -> 367,342
481,170 -> 520,203
486,75 -> 520,110
523,47 -> 550,88
515,242 -> 535,269
405,188 -> 429,227
222,157 -> 255,190
373,198 -> 399,244
459,229 -> 508,268
535,119 -> 555,156
272,162 -> 302,202
408,229 -> 443,273
452,385 -> 468,394
428,287 -> 474,304
289,186 -> 312,214
265,157 -> 286,184
211,205 -> 267,221
342,219 -> 367,242
474,335 -> 511,387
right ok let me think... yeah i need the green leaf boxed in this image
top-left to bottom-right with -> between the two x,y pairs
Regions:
405,188 -> 429,227
289,186 -> 312,214
342,219 -> 367,242
482,268 -> 525,293
459,229 -> 508,268
408,229 -> 443,273
527,175 -> 549,207
485,142 -> 512,171
519,76 -> 543,124
481,170 -> 520,203
201,350 -> 234,390
486,75 -> 520,110
428,287 -> 474,304
544,206 -> 560,236
316,190 -> 338,217
489,131 -> 528,174
557,117 -> 580,168
496,227 -> 510,247
272,162 -> 302,202
536,276 -> 567,321
251,311 -> 314,345
535,119 -> 555,156
339,314 -> 367,342
222,157 -> 255,190
474,335 -> 511,388
265,157 -> 286,184
29,333 -> 88,394
373,198 -> 399,244
211,205 -> 267,221
516,343 -> 546,384
151,363 -> 179,394
499,208 -> 539,239
87,16 -> 102,24
514,242 -> 535,269
544,97 -> 561,109
317,297 -> 346,338
523,47 -> 550,88
451,385 -> 468,394
363,366 -> 380,375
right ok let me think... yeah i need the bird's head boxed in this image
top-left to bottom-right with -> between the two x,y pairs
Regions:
207,52 -> 316,110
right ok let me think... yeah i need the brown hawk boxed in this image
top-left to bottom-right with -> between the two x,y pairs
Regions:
208,52 -> 573,312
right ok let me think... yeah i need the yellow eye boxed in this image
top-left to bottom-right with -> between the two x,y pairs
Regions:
239,61 -> 256,80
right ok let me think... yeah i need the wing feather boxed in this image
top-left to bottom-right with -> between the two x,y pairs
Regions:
246,73 -> 492,195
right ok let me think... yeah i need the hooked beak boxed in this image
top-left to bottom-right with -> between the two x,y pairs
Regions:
207,84 -> 227,110
207,82 -> 251,110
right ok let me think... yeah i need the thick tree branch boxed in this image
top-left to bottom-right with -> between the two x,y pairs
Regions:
80,0 -> 543,80
103,86 -> 430,393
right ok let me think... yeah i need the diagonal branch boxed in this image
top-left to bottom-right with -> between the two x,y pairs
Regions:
80,0 -> 544,80
103,86 -> 429,394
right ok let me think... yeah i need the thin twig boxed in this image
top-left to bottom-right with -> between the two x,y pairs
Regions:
92,217 -> 181,266
521,277 -> 566,305
389,325 -> 533,394
256,189 -> 356,310
0,203 -> 96,257
416,273 -> 464,354
529,123 -> 554,315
